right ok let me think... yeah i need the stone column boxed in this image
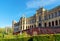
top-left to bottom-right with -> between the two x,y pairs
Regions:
42,21 -> 44,27
54,21 -> 56,27
47,22 -> 49,27
36,22 -> 38,27
58,20 -> 59,26
51,22 -> 52,27
36,12 -> 39,27
22,25 -> 23,30
24,18 -> 26,30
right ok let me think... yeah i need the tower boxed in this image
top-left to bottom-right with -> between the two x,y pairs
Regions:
21,14 -> 26,30
12,20 -> 16,32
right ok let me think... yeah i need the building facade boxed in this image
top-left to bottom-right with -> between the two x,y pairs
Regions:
12,6 -> 60,33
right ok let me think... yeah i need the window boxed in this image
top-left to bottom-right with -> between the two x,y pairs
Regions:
26,22 -> 28,24
38,23 -> 41,27
50,14 -> 52,19
59,20 -> 60,25
49,15 -> 50,19
33,19 -> 35,23
58,11 -> 60,16
52,21 -> 54,26
39,12 -> 42,14
30,26 -> 31,28
44,16 -> 47,20
49,22 -> 51,27
26,26 -> 27,29
55,12 -> 57,17
55,20 -> 58,26
23,26 -> 24,30
30,19 -> 35,23
21,26 -> 22,29
39,16 -> 41,21
14,28 -> 18,32
44,23 -> 47,27
30,20 -> 32,23
52,13 -> 54,18
32,25 -> 33,28
47,15 -> 49,19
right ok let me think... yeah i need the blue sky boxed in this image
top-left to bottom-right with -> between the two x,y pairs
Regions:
0,0 -> 60,27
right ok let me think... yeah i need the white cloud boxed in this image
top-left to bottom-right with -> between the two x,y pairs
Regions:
26,0 -> 56,9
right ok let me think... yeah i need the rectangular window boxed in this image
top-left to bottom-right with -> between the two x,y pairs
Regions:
44,16 -> 46,20
58,11 -> 60,16
49,15 -> 50,19
50,14 -> 51,19
23,26 -> 24,30
59,20 -> 60,25
47,15 -> 49,19
39,16 -> 41,21
55,12 -> 57,17
52,13 -> 54,18
44,16 -> 48,20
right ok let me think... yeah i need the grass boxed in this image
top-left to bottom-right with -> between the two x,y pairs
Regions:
0,33 -> 60,41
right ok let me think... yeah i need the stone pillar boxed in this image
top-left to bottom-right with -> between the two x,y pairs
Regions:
47,22 -> 49,27
36,22 -> 38,27
22,25 -> 23,30
58,20 -> 59,26
51,22 -> 52,27
36,12 -> 39,27
42,21 -> 44,27
54,21 -> 56,27
24,17 -> 26,30
41,9 -> 45,27
59,20 -> 60,26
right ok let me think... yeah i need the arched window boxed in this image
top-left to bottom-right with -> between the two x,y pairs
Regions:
58,11 -> 60,16
30,26 -> 31,28
49,22 -> 51,27
26,26 -> 27,29
21,26 -> 22,30
38,23 -> 41,27
32,25 -> 33,28
39,16 -> 41,21
23,26 -> 24,30
44,23 -> 47,27
59,20 -> 60,25
52,21 -> 54,26
55,20 -> 58,26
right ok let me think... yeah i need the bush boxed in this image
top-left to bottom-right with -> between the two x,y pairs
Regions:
0,34 -> 60,41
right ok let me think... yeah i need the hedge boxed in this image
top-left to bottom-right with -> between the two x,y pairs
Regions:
0,34 -> 60,41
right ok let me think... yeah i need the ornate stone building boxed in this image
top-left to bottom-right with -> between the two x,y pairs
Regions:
12,6 -> 60,33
